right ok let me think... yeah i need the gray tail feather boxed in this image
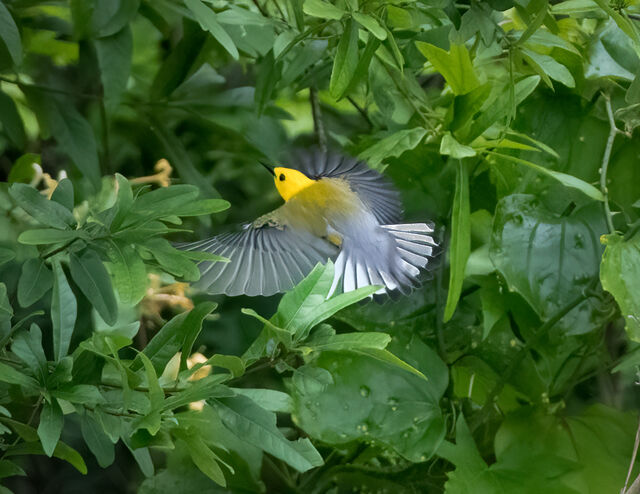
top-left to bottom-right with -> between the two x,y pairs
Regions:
327,223 -> 436,298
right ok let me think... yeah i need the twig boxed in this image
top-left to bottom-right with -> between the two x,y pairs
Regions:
601,94 -> 628,234
310,86 -> 327,152
623,415 -> 640,493
0,75 -> 99,100
346,96 -> 373,128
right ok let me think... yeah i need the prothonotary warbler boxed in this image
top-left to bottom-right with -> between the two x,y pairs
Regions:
179,151 -> 436,297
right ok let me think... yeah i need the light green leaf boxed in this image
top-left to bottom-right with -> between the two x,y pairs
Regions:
70,249 -> 118,325
185,0 -> 239,60
303,0 -> 345,20
18,258 -> 53,307
174,430 -> 227,486
51,260 -> 77,362
330,18 -> 359,100
37,399 -> 63,457
231,388 -> 293,413
359,128 -> 427,167
0,362 -> 40,390
205,355 -> 245,378
353,13 -> 386,40
18,229 -> 82,245
521,48 -> 575,88
0,1 -> 22,65
211,395 -> 323,472
107,242 -> 147,306
306,331 -> 391,352
416,42 -> 480,95
444,160 -> 470,322
11,324 -> 47,384
441,132 -> 476,159
600,233 -> 640,341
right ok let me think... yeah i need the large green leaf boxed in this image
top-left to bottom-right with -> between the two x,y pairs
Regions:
37,399 -> 64,457
80,412 -> 115,468
106,242 -> 147,305
290,350 -> 445,462
600,233 -> 640,341
185,0 -> 238,60
95,25 -> 132,111
211,395 -> 323,473
359,128 -> 427,167
490,195 -> 606,335
9,184 -> 76,229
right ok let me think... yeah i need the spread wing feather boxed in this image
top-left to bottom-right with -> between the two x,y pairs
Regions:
291,150 -> 403,225
178,218 -> 338,297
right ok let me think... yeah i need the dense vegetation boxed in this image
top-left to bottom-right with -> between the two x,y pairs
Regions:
0,0 -> 640,492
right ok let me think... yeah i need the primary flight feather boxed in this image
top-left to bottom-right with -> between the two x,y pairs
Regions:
179,151 -> 436,297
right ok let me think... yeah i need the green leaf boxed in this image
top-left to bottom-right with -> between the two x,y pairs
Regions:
50,178 -> 74,212
51,260 -> 77,361
37,399 -> 64,457
521,48 -> 575,88
80,412 -> 114,468
0,362 -> 40,390
107,242 -> 147,305
95,25 -> 132,111
9,183 -> 76,229
52,385 -> 105,406
303,0 -> 345,20
70,249 -> 118,326
144,238 -> 200,281
289,351 -> 442,462
205,354 -> 245,378
18,229 -> 83,245
444,160 -> 471,322
359,128 -> 427,167
18,258 -> 53,307
416,42 -> 480,95
0,248 -> 15,267
254,50 -> 281,114
353,13 -> 386,40
0,1 -> 22,65
329,18 -> 359,100
231,388 -> 293,413
23,90 -> 101,189
4,439 -> 87,474
211,395 -> 323,472
7,153 -> 40,184
273,261 -> 379,341
306,331 -> 391,352
486,151 -> 604,201
600,233 -> 640,341
171,198 -> 230,216
0,90 -> 25,148
490,195 -> 606,335
0,460 -> 26,479
11,324 -> 47,384
185,0 -> 239,60
440,132 -> 476,159
132,302 -> 217,374
175,430 -> 227,486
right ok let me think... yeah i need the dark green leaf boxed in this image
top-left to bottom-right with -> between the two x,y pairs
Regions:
107,242 -> 146,305
0,90 -> 25,147
0,248 -> 15,267
70,249 -> 118,325
95,25 -> 132,111
80,412 -> 115,468
51,260 -> 77,361
0,1 -> 22,65
11,324 -> 47,384
37,399 -> 64,457
50,179 -> 74,212
185,0 -> 238,60
18,258 -> 53,307
9,183 -> 76,229
18,229 -> 83,245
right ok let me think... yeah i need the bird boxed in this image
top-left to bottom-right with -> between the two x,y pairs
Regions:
178,150 -> 436,298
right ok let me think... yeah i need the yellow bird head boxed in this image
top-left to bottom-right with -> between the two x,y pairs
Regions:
273,166 -> 316,201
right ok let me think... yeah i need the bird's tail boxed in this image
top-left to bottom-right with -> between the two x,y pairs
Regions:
328,223 -> 436,298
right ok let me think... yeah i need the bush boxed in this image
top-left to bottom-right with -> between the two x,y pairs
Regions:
0,0 -> 639,493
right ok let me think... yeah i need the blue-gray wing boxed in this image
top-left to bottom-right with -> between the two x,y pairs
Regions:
291,150 -> 403,225
178,221 -> 338,297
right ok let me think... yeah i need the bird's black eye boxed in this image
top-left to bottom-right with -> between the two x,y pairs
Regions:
279,173 -> 285,181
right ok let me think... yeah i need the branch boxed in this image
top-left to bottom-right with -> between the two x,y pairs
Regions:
601,93 -> 629,234
310,86 -> 327,152
623,415 -> 640,494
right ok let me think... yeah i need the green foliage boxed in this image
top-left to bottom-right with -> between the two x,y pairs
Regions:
0,0 -> 639,493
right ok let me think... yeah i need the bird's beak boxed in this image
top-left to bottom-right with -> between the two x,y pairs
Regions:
259,161 -> 275,176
